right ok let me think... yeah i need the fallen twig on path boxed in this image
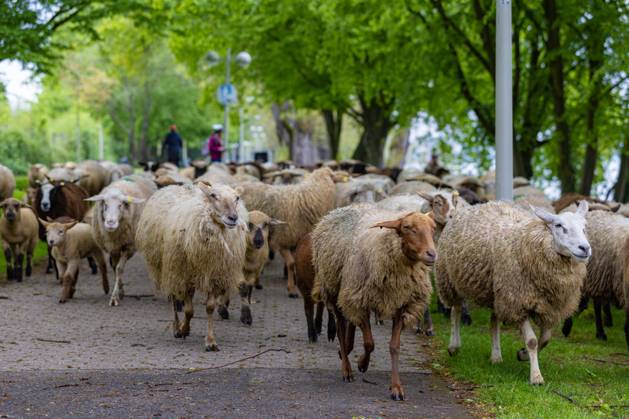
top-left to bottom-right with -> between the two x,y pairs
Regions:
0,295 -> 9,300
583,356 -> 628,366
185,348 -> 291,373
35,338 -> 71,344
552,389 -> 576,404
362,378 -> 378,385
126,294 -> 155,300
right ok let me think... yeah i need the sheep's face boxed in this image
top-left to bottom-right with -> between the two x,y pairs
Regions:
40,220 -> 77,247
373,212 -> 437,266
247,211 -> 285,250
0,198 -> 22,222
199,183 -> 241,229
534,201 -> 591,262
419,192 -> 455,225
86,190 -> 144,232
39,183 -> 56,212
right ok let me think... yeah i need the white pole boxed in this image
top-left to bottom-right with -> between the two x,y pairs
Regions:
496,0 -> 513,201
238,107 -> 245,162
98,124 -> 105,160
224,48 -> 231,162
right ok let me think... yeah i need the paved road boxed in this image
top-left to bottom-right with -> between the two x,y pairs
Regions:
0,255 -> 469,417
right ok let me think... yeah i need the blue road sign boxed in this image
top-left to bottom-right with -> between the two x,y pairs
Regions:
217,83 -> 238,105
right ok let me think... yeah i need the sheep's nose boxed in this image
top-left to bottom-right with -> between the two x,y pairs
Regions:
425,249 -> 436,260
578,244 -> 590,255
228,215 -> 238,223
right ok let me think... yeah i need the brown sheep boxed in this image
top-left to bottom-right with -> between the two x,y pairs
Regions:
75,160 -> 110,196
0,164 -> 16,202
0,198 -> 38,281
40,218 -> 108,303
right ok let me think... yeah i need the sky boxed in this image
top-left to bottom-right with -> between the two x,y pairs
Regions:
0,60 -> 42,110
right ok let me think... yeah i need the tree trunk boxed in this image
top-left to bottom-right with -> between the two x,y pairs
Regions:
351,95 -> 393,166
614,135 -> 629,203
321,108 -> 342,160
544,0 -> 576,193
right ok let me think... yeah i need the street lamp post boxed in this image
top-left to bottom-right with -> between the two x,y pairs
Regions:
223,48 -> 232,157
495,0 -> 513,201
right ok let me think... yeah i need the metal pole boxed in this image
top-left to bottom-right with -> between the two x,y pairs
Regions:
238,107 -> 245,162
496,0 -> 513,201
224,48 -> 231,162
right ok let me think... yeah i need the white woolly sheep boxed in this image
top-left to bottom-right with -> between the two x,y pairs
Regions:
436,201 -> 591,385
40,218 -> 109,303
312,205 -> 436,400
0,198 -> 38,281
239,167 -> 336,297
136,182 -> 248,351
335,177 -> 386,208
28,164 -> 48,188
75,160 -> 109,196
86,175 -> 157,306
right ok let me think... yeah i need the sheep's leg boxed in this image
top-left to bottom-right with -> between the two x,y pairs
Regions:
240,283 -> 253,326
59,259 -> 79,303
205,295 -> 220,352
218,294 -> 230,320
314,302 -> 324,336
327,308 -> 336,342
357,317 -> 374,373
109,252 -> 128,307
254,272 -> 263,290
538,328 -> 552,352
461,301 -> 472,326
603,302 -> 613,327
389,311 -> 405,401
178,289 -> 195,338
87,256 -> 98,275
593,297 -> 607,341
45,244 -> 54,275
4,246 -> 13,280
417,307 -> 434,336
279,248 -> 299,298
303,293 -> 317,342
437,298 -> 450,318
519,319 -> 544,385
561,317 -> 574,337
625,283 -> 629,351
345,323 -> 356,356
447,305 -> 462,356
333,307 -> 353,382
490,312 -> 502,364
14,249 -> 23,282
172,298 -> 182,338
25,247 -> 33,277
92,251 -> 109,295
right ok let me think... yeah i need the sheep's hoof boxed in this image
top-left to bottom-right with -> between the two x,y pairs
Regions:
109,297 -> 120,307
516,348 -> 529,361
461,314 -> 472,326
376,320 -> 384,326
327,323 -> 336,342
58,299 -> 66,304
240,306 -> 252,326
174,330 -> 184,339
26,266 -> 32,277
342,373 -> 354,382
205,344 -> 220,352
288,293 -> 299,299
596,332 -> 608,341
447,346 -> 459,356
425,329 -> 435,337
308,332 -> 318,343
490,355 -> 503,364
390,385 -> 405,401
255,284 -> 263,290
529,375 -> 544,385
218,306 -> 229,320
358,355 -> 370,373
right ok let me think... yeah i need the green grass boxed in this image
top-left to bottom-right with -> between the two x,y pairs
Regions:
0,177 -> 48,281
428,301 -> 629,418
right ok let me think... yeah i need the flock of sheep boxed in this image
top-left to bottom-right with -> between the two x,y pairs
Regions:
0,157 -> 627,401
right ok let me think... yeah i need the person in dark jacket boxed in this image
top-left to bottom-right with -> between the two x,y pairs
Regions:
163,125 -> 183,167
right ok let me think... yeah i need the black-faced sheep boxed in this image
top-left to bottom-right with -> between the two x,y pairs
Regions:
239,167 -> 336,297
0,198 -> 38,281
87,175 -> 157,306
40,218 -> 109,303
312,206 -> 436,400
436,201 -> 591,384
136,182 -> 248,351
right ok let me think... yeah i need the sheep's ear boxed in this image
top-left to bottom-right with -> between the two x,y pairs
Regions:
371,218 -> 402,231
72,174 -> 88,183
576,200 -> 589,217
38,218 -> 50,227
532,206 -> 557,224
46,216 -> 54,222
124,195 -> 144,204
0,199 -> 8,209
234,186 -> 244,196
609,202 -> 621,213
85,194 -> 106,202
35,179 -> 42,185
63,220 -> 79,230
269,218 -> 286,225
44,174 -> 52,183
425,211 -> 435,221
417,192 -> 434,203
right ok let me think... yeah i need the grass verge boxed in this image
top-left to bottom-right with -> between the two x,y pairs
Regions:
428,303 -> 628,418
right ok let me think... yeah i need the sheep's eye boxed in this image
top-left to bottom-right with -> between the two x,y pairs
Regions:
210,193 -> 217,199
235,196 -> 240,202
58,230 -> 64,235
555,223 -> 562,228
248,223 -> 253,229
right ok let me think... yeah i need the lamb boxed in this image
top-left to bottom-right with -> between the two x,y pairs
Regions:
136,182 -> 248,351
312,206 -> 436,400
0,198 -> 38,281
40,218 -> 108,303
87,175 -> 157,306
237,210 -> 284,325
28,164 -> 48,188
0,164 -> 16,201
295,233 -> 336,342
436,201 -> 591,384
239,167 -> 336,297
75,160 -> 110,196
561,210 -> 629,341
